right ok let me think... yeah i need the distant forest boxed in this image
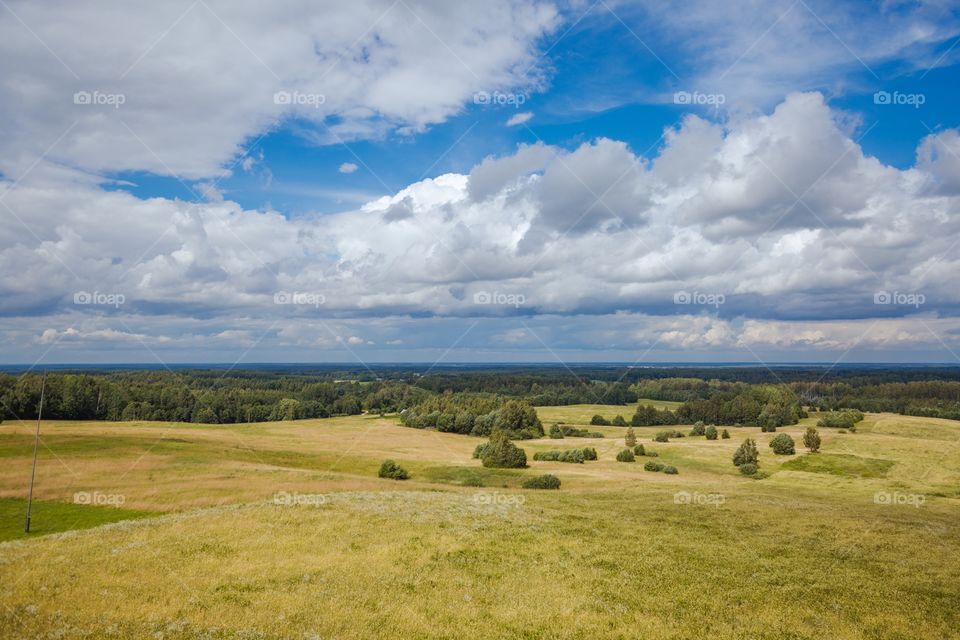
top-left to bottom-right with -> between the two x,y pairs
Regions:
1,365 -> 959,424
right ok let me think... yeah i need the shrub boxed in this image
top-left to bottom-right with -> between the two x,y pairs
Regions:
557,425 -> 604,438
590,414 -> 610,426
662,465 -> 678,475
721,429 -> 730,439
704,425 -> 718,440
532,450 -> 559,461
689,421 -> 706,436
769,433 -> 796,455
533,447 -> 595,463
645,450 -> 659,457
670,430 -> 686,438
558,449 -> 586,464
612,415 -> 628,427
625,427 -> 637,447
817,410 -> 864,429
523,474 -> 561,490
739,462 -> 758,476
548,424 -> 564,439
644,461 -> 665,472
378,459 -> 409,480
481,429 -> 527,469
472,443 -> 489,459
760,423 -> 777,433
732,438 -> 759,467
616,448 -> 635,462
803,426 -> 821,452
633,444 -> 646,456
654,431 -> 671,443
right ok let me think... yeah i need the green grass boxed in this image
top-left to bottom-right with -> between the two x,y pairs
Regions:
0,414 -> 958,638
418,465 -> 524,487
0,498 -> 152,542
780,452 -> 896,478
535,400 -> 681,425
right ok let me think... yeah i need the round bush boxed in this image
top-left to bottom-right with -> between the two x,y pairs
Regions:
769,433 -> 796,455
378,459 -> 409,480
739,462 -> 758,476
616,448 -> 635,462
662,465 -> 678,475
643,461 -> 665,472
645,450 -> 659,457
633,444 -> 645,456
522,474 -> 561,490
704,425 -> 718,440
721,429 -> 730,439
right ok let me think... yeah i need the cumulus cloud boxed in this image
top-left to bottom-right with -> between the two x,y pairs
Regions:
3,90 -> 960,361
338,162 -> 359,174
0,0 -> 559,179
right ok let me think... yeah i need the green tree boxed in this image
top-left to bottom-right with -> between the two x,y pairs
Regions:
704,425 -> 718,440
732,438 -> 759,467
625,427 -> 637,447
803,426 -> 821,452
481,429 -> 528,469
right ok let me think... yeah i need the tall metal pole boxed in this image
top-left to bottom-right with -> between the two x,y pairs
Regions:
24,372 -> 46,534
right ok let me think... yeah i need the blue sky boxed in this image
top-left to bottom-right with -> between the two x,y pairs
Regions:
106,6 -> 960,216
2,0 -> 960,364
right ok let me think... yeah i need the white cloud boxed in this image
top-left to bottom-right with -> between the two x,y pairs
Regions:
506,112 -> 534,126
338,162 -> 359,174
3,92 -> 960,360
0,0 -> 559,179
607,0 -> 960,106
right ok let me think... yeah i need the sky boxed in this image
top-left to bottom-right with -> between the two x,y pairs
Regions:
1,0 -> 960,366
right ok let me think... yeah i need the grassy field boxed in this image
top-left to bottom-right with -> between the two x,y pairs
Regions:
535,399 -> 682,425
1,409 -> 959,638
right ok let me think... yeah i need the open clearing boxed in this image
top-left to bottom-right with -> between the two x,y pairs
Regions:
1,408 -> 959,638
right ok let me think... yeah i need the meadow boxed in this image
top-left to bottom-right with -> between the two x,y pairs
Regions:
0,406 -> 958,638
